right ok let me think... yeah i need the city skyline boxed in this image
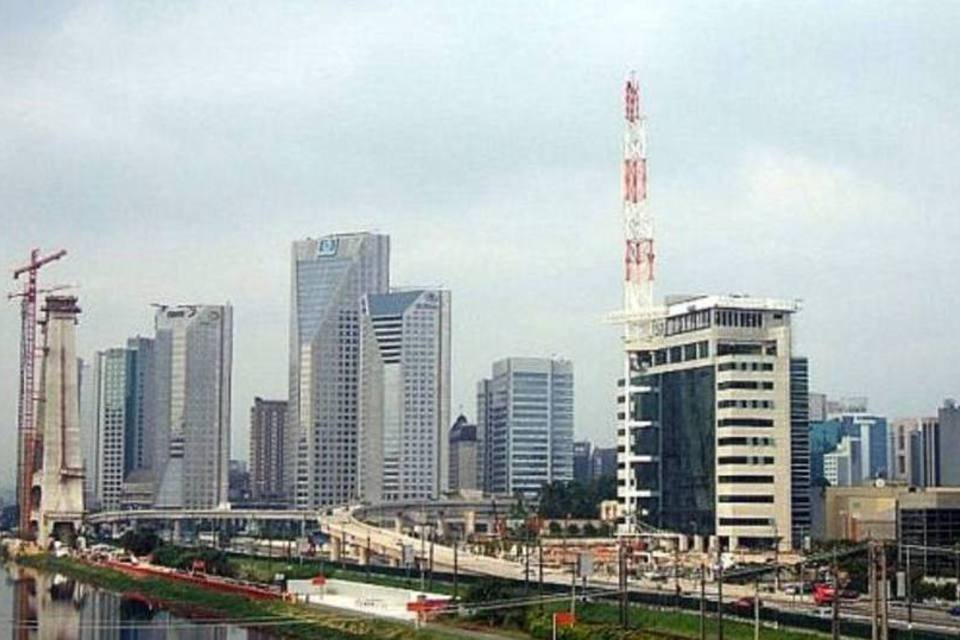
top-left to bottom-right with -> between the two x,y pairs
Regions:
3,3 -> 960,493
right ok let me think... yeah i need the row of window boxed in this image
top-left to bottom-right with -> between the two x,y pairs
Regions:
719,517 -> 773,527
718,475 -> 773,484
718,494 -> 774,504
715,310 -> 763,328
717,380 -> 774,391
718,418 -> 774,428
718,361 -> 774,372
718,456 -> 775,465
717,341 -> 778,357
718,436 -> 775,446
718,399 -> 774,409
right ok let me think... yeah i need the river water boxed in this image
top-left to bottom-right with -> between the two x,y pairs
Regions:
1,563 -> 271,639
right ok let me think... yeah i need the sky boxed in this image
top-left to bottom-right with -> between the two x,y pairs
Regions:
2,2 -> 959,493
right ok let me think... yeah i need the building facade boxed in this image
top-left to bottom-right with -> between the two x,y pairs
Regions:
449,415 -> 479,492
591,447 -> 618,480
288,234 -> 390,509
617,295 -> 802,550
937,400 -> 960,486
250,398 -> 287,502
789,358 -> 811,546
823,436 -> 861,487
358,288 -> 451,503
479,357 -> 574,497
154,304 -> 233,509
573,441 -> 592,482
476,379 -> 493,492
889,417 -> 937,487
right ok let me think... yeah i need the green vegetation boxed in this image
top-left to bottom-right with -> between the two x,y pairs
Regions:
537,477 -> 616,520
15,554 -> 475,640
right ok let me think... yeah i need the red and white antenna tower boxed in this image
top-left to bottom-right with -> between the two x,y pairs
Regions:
622,72 -> 654,338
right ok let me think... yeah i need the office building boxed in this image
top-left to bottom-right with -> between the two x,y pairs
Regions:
154,304 -> 233,509
823,436 -> 862,487
449,415 -> 479,492
889,417 -> 936,487
834,413 -> 888,481
479,357 -> 573,497
789,358 -> 812,546
809,393 -> 827,423
358,288 -> 451,503
250,398 -> 287,502
591,446 -> 618,480
937,400 -> 960,486
573,441 -> 592,482
476,379 -> 493,492
289,233 -> 390,508
617,295 -> 803,550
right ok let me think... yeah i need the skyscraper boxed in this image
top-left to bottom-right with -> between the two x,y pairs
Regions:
358,289 -> 450,503
448,415 -> 479,492
479,357 -> 573,497
289,234 -> 390,508
250,398 -> 287,502
617,295 -> 802,550
476,378 -> 493,493
938,400 -> 960,486
789,358 -> 812,546
573,441 -> 592,482
154,304 -> 233,509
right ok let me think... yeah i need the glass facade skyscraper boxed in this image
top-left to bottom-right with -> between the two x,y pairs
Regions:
288,234 -> 390,508
479,357 -> 573,497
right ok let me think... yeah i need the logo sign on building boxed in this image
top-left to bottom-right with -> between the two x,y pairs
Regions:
317,237 -> 339,257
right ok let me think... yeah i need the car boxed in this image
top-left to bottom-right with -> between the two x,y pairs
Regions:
730,596 -> 757,614
948,605 -> 960,618
815,606 -> 832,619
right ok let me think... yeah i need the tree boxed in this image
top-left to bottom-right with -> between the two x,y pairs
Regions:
120,529 -> 161,557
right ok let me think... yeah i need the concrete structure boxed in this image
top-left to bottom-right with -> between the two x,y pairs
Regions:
617,294 -> 803,550
808,393 -> 827,422
573,441 -> 592,482
937,400 -> 960,486
78,358 -> 97,508
834,412 -> 888,481
249,398 -> 287,502
448,415 -> 479,492
479,357 -> 573,497
289,233 -> 390,508
35,296 -> 85,546
358,288 -> 451,503
154,304 -> 233,509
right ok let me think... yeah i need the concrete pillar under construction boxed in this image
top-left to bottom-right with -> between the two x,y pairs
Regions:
330,536 -> 342,562
36,296 -> 85,548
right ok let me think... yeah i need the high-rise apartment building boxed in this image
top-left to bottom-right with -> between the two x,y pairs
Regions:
289,234 -> 390,508
449,415 -> 479,492
358,289 -> 450,503
890,417 -> 937,486
823,436 -> 862,487
617,295 -> 803,550
478,358 -> 574,497
154,304 -> 232,509
250,398 -> 287,502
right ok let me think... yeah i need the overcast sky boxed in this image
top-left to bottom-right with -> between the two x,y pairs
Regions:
2,2 -> 959,492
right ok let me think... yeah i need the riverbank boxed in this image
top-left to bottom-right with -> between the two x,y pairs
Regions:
13,554 -> 493,640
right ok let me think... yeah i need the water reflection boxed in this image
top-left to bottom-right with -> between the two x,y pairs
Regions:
3,564 -> 262,639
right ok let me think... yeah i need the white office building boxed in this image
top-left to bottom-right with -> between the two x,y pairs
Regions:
289,233 -> 390,508
154,304 -> 233,509
358,289 -> 451,503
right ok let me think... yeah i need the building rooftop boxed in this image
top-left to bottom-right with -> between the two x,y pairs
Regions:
663,294 -> 799,316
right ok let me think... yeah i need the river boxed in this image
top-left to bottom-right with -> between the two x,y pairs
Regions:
1,563 -> 273,639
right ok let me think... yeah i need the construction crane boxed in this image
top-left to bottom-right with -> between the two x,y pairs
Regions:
9,247 -> 66,539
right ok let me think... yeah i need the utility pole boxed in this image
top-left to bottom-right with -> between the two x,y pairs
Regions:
538,537 -> 544,610
753,576 -> 760,640
716,545 -> 724,640
524,534 -> 530,595
570,555 -> 577,617
880,542 -> 889,640
870,542 -> 878,640
453,533 -> 459,600
906,545 -> 913,633
831,547 -> 839,640
699,562 -> 706,640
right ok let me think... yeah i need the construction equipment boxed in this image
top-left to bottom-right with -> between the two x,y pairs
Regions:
8,248 -> 66,540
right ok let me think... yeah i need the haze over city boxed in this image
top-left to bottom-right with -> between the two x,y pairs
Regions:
3,1 -> 959,495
